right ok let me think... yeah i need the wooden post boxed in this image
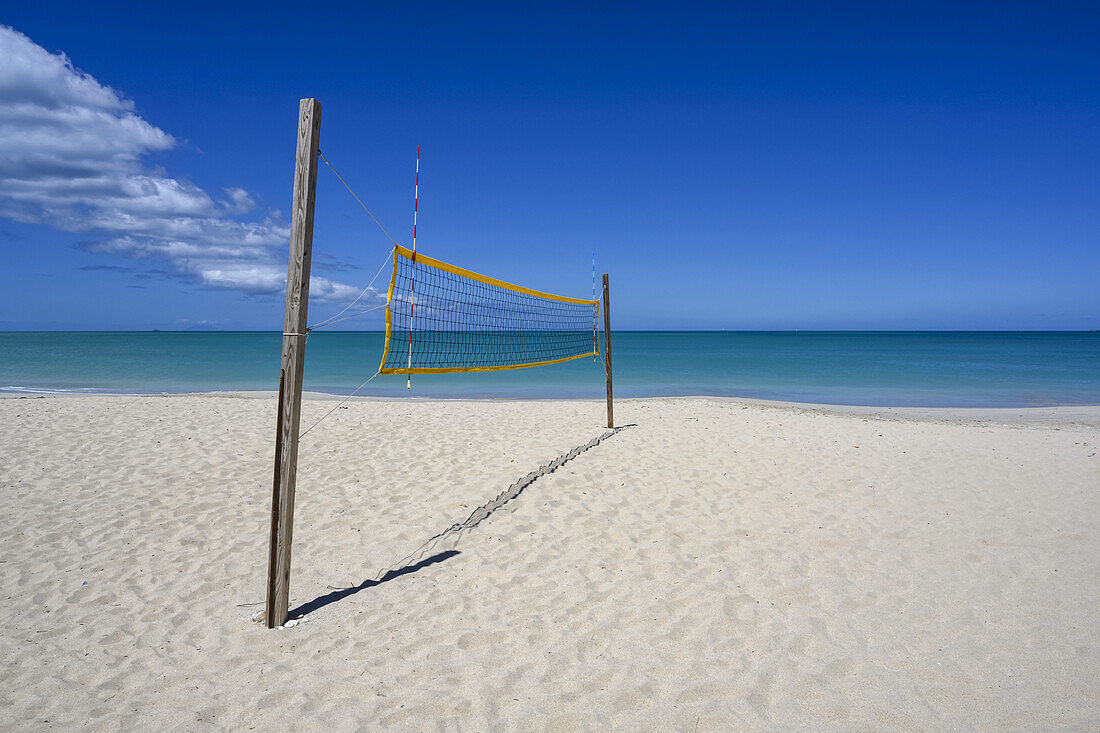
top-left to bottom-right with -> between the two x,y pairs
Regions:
266,98 -> 321,628
602,273 -> 613,429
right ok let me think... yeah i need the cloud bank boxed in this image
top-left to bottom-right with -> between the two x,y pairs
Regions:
0,25 -> 362,302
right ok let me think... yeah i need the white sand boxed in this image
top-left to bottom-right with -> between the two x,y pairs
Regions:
1,394 -> 1097,730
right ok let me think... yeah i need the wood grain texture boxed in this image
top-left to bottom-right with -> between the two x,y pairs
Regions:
266,98 -> 321,628
603,273 -> 613,429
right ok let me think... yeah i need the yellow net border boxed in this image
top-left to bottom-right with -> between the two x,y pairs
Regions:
380,245 -> 600,375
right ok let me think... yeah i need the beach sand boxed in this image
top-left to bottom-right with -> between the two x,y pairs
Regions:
2,394 -> 1097,730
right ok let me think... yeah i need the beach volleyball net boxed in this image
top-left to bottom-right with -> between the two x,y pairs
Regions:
379,245 -> 599,374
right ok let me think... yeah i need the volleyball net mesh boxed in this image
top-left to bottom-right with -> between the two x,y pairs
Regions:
380,245 -> 599,374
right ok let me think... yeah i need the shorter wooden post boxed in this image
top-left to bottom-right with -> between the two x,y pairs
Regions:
602,273 -> 613,429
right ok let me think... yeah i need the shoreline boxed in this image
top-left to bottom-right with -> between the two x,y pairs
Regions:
5,388 -> 1100,425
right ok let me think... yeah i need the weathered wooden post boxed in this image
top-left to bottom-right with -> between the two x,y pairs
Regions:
602,273 -> 613,429
266,98 -> 321,628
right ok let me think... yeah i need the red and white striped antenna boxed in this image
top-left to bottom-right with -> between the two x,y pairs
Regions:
406,146 -> 419,388
413,146 -> 420,254
592,251 -> 597,360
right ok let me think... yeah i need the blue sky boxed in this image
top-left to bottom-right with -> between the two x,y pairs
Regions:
1,2 -> 1097,330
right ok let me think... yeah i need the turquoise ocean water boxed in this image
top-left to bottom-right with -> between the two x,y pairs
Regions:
1,331 -> 1098,407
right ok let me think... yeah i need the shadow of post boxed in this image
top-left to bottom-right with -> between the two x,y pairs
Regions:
288,550 -> 460,619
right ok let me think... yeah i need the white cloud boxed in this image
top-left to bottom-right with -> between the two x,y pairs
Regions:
0,25 -> 368,304
222,187 -> 255,214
